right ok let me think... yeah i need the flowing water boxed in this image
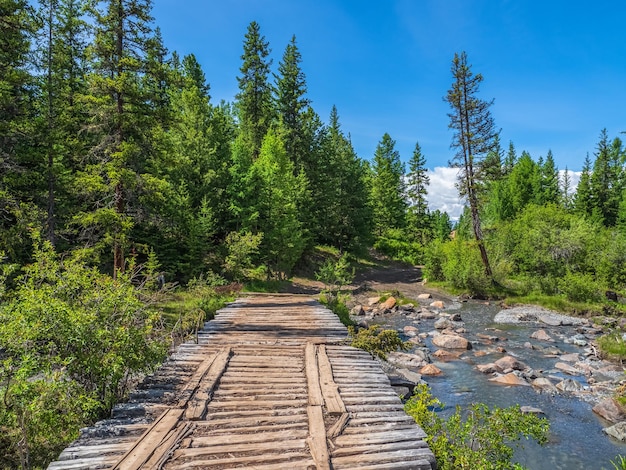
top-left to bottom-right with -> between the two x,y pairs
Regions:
377,301 -> 626,470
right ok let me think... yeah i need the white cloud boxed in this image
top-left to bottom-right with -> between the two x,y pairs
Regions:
427,167 -> 465,220
425,167 -> 582,221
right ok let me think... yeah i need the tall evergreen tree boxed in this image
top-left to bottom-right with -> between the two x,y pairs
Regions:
406,141 -> 430,242
236,21 -> 273,159
275,35 -> 309,171
445,51 -> 498,279
504,140 -> 517,175
78,0 -> 161,276
560,166 -> 573,210
538,150 -> 559,205
370,133 -> 406,236
589,129 -> 624,226
574,154 -> 593,218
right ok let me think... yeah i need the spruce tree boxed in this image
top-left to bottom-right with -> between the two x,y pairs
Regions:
236,21 -> 273,159
445,51 -> 498,279
574,154 -> 593,218
560,166 -> 572,210
370,133 -> 406,236
78,0 -> 162,276
406,141 -> 430,242
538,150 -> 559,205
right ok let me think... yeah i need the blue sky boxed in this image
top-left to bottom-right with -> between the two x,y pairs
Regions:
151,0 -> 625,174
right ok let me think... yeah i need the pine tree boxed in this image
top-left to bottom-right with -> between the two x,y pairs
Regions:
574,154 -> 593,218
538,150 -> 559,205
78,0 -> 162,277
275,35 -> 309,172
504,141 -> 517,175
445,51 -> 498,279
370,133 -> 406,236
589,129 -> 623,226
560,166 -> 572,210
236,21 -> 273,159
406,141 -> 430,242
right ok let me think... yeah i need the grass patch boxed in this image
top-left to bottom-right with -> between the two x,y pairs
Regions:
242,279 -> 286,292
319,293 -> 355,327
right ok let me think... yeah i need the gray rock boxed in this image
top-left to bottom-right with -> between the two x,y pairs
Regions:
604,422 -> 626,441
532,377 -> 559,394
556,378 -> 584,393
494,306 -> 587,326
434,318 -> 452,330
521,406 -> 545,415
593,398 -> 626,424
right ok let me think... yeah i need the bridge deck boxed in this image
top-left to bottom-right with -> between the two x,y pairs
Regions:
49,294 -> 435,470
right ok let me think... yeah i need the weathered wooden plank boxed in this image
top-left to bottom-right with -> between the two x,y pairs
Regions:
334,460 -> 434,470
332,449 -> 435,467
306,405 -> 331,470
57,442 -> 129,460
112,407 -> 184,470
172,438 -> 307,458
185,347 -> 231,421
305,342 -> 323,406
48,457 -> 118,470
334,429 -> 428,447
168,451 -> 313,469
318,345 -> 346,414
185,429 -> 309,447
327,412 -> 350,439
332,440 -> 431,457
141,422 -> 193,469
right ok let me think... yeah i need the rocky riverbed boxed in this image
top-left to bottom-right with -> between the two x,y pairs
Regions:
348,292 -> 626,467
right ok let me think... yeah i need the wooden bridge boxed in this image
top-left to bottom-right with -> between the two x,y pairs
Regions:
49,294 -> 435,470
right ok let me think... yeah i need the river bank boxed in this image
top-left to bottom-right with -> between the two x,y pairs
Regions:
346,289 -> 626,469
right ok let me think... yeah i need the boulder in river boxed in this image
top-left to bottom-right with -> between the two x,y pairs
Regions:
495,355 -> 527,372
432,349 -> 462,361
489,372 -> 530,386
556,378 -> 584,393
593,398 -> 626,424
532,377 -> 559,394
429,300 -> 445,309
380,296 -> 397,310
521,406 -> 545,415
418,310 -> 436,320
554,362 -> 580,376
476,363 -> 498,374
494,306 -> 587,326
351,305 -> 365,316
603,422 -> 626,442
417,293 -> 432,300
420,364 -> 443,376
530,329 -> 554,342
434,318 -> 452,330
432,334 -> 472,350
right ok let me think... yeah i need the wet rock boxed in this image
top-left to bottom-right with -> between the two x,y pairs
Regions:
432,349 -> 462,361
477,363 -> 498,374
565,334 -> 588,347
450,313 -> 463,321
408,336 -> 422,345
555,362 -> 580,376
604,422 -> 626,441
397,368 -> 424,384
417,293 -> 432,300
386,351 -> 429,369
495,356 -> 527,372
556,378 -> 584,393
532,377 -> 559,394
559,353 -> 580,363
367,296 -> 381,306
524,342 -> 534,349
434,318 -> 452,330
398,303 -> 415,313
593,398 -> 626,424
418,310 -> 436,320
521,406 -> 545,415
430,300 -> 445,309
531,329 -> 554,342
403,325 -> 419,336
477,333 -> 500,342
455,328 -> 467,334
489,373 -> 530,386
420,364 -> 443,376
474,350 -> 489,357
432,334 -> 472,350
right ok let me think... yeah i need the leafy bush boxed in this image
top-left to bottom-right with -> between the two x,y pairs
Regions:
320,293 -> 355,327
558,271 -> 602,303
0,241 -> 167,467
441,239 -> 491,295
598,333 -> 626,362
423,239 -> 446,281
348,325 -> 408,359
405,384 -> 550,470
374,229 -> 423,265
315,252 -> 354,301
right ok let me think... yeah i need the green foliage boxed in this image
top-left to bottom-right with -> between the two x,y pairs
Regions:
598,333 -> 626,362
348,325 -> 408,359
315,252 -> 354,299
320,293 -> 355,327
558,271 -> 602,303
374,229 -> 423,265
224,231 -> 263,282
405,384 -> 550,470
0,240 -> 167,467
608,455 -> 626,470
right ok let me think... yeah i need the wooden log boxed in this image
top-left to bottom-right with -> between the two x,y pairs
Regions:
112,407 -> 184,470
327,412 -> 350,439
305,343 -> 323,406
317,345 -> 346,414
306,405 -> 331,470
185,347 -> 232,421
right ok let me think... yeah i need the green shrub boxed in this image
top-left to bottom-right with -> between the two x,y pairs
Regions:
405,384 -> 550,470
348,325 -> 408,359
598,333 -> 626,362
424,239 -> 446,281
441,239 -> 491,296
374,232 -> 423,265
558,271 -> 602,303
320,293 -> 355,327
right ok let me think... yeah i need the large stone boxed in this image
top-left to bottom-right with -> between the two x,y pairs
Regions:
604,422 -> 626,441
476,363 -> 498,374
521,406 -> 545,415
350,305 -> 365,316
417,293 -> 432,300
530,329 -> 554,342
432,334 -> 472,350
559,353 -> 580,363
593,398 -> 626,424
418,310 -> 436,320
432,349 -> 462,361
434,318 -> 452,330
386,351 -> 429,369
380,296 -> 397,310
532,377 -> 559,393
494,355 -> 527,372
403,325 -> 419,336
489,373 -> 530,386
556,378 -> 584,393
430,300 -> 445,309
367,296 -> 381,306
554,362 -> 580,376
420,364 -> 443,376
